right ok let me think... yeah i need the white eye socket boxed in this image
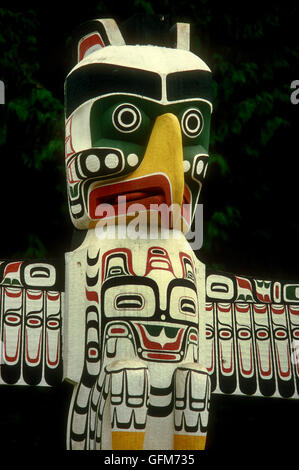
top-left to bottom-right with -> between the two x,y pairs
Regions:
181,108 -> 203,138
112,103 -> 142,133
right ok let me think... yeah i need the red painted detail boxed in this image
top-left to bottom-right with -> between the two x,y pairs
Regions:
46,331 -> 60,367
7,316 -> 19,323
85,288 -> 99,303
89,174 -> 172,220
235,304 -> 250,313
4,328 -> 20,363
190,334 -> 197,341
257,330 -> 268,339
179,251 -> 195,280
3,261 -> 22,278
27,290 -> 43,300
89,348 -> 97,356
111,328 -> 126,334
28,318 -> 41,326
136,323 -> 184,352
48,320 -> 59,328
256,292 -> 271,303
239,330 -> 250,338
147,353 -> 177,361
4,288 -> 22,298
78,32 -> 104,62
236,276 -> 253,291
219,329 -> 232,340
206,328 -> 213,339
239,343 -> 253,376
217,304 -> 232,313
289,305 -> 299,315
220,343 -> 233,374
275,330 -> 287,338
253,304 -> 268,314
47,292 -> 60,301
181,185 -> 191,225
271,305 -> 285,315
65,117 -> 75,159
257,344 -> 272,377
101,247 -> 135,283
145,246 -> 174,276
206,342 -> 214,373
25,330 -> 41,364
276,343 -> 291,378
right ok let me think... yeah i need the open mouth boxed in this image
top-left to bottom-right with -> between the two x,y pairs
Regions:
134,322 -> 186,362
89,174 -> 172,219
181,185 -> 191,225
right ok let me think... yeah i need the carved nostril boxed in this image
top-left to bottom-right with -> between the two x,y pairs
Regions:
195,160 -> 204,176
105,152 -> 119,169
78,148 -> 124,178
183,160 -> 191,173
192,154 -> 208,182
127,153 -> 139,167
85,154 -> 101,172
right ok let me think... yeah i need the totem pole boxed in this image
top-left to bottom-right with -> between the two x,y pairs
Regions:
63,18 -> 211,450
0,18 -> 298,452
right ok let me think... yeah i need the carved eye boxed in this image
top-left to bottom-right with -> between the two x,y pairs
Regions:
180,298 -> 196,314
181,108 -> 203,138
112,103 -> 142,133
115,293 -> 144,310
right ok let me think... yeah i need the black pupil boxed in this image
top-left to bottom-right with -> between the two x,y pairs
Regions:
188,115 -> 199,130
121,110 -> 134,124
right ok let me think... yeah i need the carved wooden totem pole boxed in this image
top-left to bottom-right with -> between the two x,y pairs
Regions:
0,17 -> 298,452
63,18 -> 211,450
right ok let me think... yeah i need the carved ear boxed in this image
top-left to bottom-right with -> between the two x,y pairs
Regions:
74,18 -> 125,63
170,22 -> 190,51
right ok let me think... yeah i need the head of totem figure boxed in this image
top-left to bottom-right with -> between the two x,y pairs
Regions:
64,18 -> 212,232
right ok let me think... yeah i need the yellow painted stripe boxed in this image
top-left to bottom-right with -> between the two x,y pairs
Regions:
112,431 -> 145,450
174,434 -> 206,450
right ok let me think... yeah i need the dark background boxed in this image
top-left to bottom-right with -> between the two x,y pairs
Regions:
0,0 -> 298,458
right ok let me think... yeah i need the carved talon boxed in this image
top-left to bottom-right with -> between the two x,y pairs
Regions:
174,363 -> 210,450
104,360 -> 149,450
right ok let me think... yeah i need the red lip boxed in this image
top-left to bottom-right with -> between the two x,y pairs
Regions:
182,185 -> 191,225
136,323 -> 185,352
183,185 -> 191,205
89,174 -> 172,219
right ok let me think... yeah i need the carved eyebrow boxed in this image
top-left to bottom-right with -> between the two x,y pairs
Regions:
65,63 -> 162,117
166,69 -> 213,103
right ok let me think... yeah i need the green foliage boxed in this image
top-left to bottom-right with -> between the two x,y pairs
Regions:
0,8 -> 65,259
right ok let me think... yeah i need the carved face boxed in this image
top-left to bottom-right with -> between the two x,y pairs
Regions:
100,246 -> 199,363
65,40 -> 212,231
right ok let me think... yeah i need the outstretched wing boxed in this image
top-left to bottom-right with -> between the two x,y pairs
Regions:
0,259 -> 64,386
204,269 -> 299,399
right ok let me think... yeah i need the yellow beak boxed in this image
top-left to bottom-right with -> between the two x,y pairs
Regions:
89,113 -> 185,230
127,112 -> 184,207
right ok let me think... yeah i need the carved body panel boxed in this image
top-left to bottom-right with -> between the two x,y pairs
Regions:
64,229 -> 209,450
